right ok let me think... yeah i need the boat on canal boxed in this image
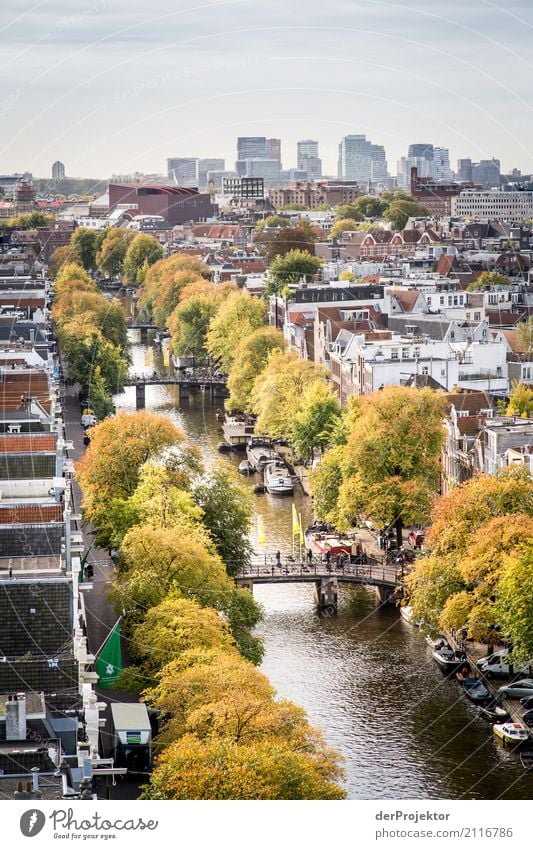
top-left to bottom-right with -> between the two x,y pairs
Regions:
432,645 -> 468,674
520,750 -> 533,770
493,722 -> 529,746
238,460 -> 255,475
246,436 -> 280,473
263,460 -> 294,495
304,523 -> 355,558
220,414 -> 255,451
462,677 -> 491,704
479,704 -> 510,724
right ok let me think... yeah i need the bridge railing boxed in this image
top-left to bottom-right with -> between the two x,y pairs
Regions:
240,557 -> 397,584
124,372 -> 228,385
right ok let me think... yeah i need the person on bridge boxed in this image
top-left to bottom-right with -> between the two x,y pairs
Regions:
307,548 -> 313,565
275,550 -> 281,568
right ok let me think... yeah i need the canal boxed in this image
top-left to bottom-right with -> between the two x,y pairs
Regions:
114,335 -> 532,800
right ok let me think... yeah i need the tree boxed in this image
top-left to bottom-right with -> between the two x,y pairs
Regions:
329,219 -> 360,239
266,249 -> 322,296
516,317 -> 533,354
7,211 -> 53,229
71,227 -> 99,270
168,295 -> 218,362
123,233 -> 163,285
131,597 -> 236,674
254,215 -> 289,233
206,291 -> 265,371
338,270 -> 355,282
139,254 -> 211,317
54,261 -> 93,293
506,381 -> 533,418
314,387 -> 445,544
467,271 -> 511,292
193,465 -> 254,576
385,199 -> 429,230
96,228 -> 136,277
335,204 -> 364,222
251,351 -> 327,439
352,196 -> 387,218
226,326 -> 284,412
257,222 -> 320,264
406,470 -> 533,656
48,244 -> 80,277
290,383 -> 341,459
76,411 -> 185,545
143,736 -> 345,800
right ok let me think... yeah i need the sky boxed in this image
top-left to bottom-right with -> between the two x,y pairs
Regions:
1,0 -> 533,179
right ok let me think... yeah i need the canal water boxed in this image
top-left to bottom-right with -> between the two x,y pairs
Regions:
115,335 -> 533,800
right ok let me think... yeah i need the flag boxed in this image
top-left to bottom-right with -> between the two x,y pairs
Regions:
162,345 -> 170,367
299,512 -> 305,546
257,515 -> 266,548
95,620 -> 122,689
292,504 -> 300,537
144,347 -> 154,367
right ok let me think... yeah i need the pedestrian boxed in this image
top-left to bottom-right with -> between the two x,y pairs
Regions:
307,548 -> 313,565
275,550 -> 281,567
325,549 -> 330,564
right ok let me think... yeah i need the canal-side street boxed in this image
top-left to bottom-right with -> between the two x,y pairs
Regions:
106,333 -> 533,800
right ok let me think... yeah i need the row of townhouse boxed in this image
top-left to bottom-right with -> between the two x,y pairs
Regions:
0,277 -> 124,799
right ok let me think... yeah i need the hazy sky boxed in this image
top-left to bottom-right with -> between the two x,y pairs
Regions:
1,0 -> 533,178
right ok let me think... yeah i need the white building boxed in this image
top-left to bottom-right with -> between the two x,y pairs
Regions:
452,190 -> 533,220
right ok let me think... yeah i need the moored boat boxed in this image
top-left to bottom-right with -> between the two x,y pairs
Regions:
520,750 -> 533,770
462,677 -> 491,704
238,460 -> 255,475
479,704 -> 510,724
263,460 -> 294,495
222,414 -> 255,450
493,722 -> 529,746
304,523 -> 354,558
246,436 -> 279,473
432,646 -> 468,674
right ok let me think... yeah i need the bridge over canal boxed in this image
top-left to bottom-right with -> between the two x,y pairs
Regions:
124,371 -> 228,407
236,557 -> 399,611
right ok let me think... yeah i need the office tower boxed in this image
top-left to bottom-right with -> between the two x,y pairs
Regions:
370,144 -> 388,180
457,158 -> 473,182
52,160 -> 65,181
297,139 -> 322,179
167,157 -> 199,187
266,138 -> 281,162
432,147 -> 452,181
338,135 -> 373,181
198,158 -> 225,188
407,143 -> 434,163
237,137 -> 267,159
472,158 -> 501,188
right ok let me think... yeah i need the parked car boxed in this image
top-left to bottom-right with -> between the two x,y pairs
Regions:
522,709 -> 533,728
407,530 -> 425,548
497,680 -> 533,700
478,651 -> 532,679
520,696 -> 533,710
477,649 -> 509,669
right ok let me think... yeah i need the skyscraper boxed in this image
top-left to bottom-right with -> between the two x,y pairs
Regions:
198,158 -> 225,188
472,159 -> 500,188
236,137 -> 268,175
407,143 -> 434,163
266,138 -> 281,162
167,157 -> 199,186
297,140 -> 322,179
338,135 -> 373,182
432,147 -> 452,181
457,158 -> 473,182
370,144 -> 388,180
52,160 -> 65,181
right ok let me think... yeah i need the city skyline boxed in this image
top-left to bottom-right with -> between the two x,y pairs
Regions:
1,1 -> 533,177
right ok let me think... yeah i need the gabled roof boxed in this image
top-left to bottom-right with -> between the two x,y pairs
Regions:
444,390 -> 493,416
387,289 -> 423,312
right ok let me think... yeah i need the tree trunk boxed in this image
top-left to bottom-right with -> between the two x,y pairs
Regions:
395,518 -> 404,549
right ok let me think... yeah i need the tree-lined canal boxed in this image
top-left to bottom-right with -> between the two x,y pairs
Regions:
113,336 -> 532,800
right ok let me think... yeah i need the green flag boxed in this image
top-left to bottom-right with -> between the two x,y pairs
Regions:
95,620 -> 122,689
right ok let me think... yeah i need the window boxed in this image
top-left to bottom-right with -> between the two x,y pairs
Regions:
426,296 -> 432,306
402,347 -> 410,358
414,347 -> 420,358
391,350 -> 399,360
474,311 -> 481,321
523,366 -> 532,380
440,296 -> 444,305
422,366 -> 429,375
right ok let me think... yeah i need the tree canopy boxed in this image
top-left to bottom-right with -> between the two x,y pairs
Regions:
266,249 -> 323,296
290,383 -> 341,459
467,271 -> 511,291
123,233 -> 164,285
506,381 -> 533,418
206,291 -> 265,371
71,227 -> 99,270
226,326 -> 285,412
96,228 -> 136,277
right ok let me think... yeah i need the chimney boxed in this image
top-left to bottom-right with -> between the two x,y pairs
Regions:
6,693 -> 27,741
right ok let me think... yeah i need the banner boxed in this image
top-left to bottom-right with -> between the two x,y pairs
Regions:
257,515 -> 266,548
95,619 -> 122,689
144,347 -> 154,366
292,503 -> 300,537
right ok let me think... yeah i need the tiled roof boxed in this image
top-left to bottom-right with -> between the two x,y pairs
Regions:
0,434 -> 56,453
0,580 -> 72,656
444,391 -> 492,415
0,505 -> 63,524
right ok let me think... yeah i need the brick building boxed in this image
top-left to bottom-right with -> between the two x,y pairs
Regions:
108,182 -> 216,225
269,180 -> 359,209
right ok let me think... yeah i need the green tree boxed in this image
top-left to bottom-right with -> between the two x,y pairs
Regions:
226,326 -> 285,412
330,219 -> 360,239
256,221 -> 319,263
352,195 -> 387,218
338,270 -> 355,282
168,295 -> 218,362
71,227 -> 99,270
314,387 -> 445,544
48,244 -> 80,277
266,249 -> 322,296
251,351 -> 327,439
193,464 -> 254,576
254,215 -> 289,233
139,253 -> 211,317
123,233 -> 164,285
466,271 -> 511,291
516,317 -> 533,354
494,542 -> 533,662
290,383 -> 341,459
96,228 -> 136,277
206,291 -> 265,371
507,381 -> 533,418
7,211 -> 53,229
335,204 -> 364,222
385,199 -> 429,230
